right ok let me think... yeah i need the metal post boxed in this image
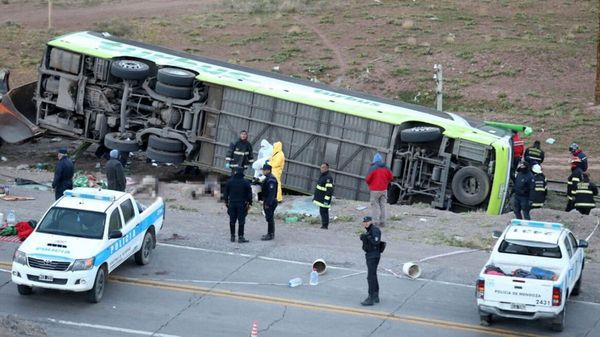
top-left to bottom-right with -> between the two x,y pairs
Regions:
48,1 -> 52,30
433,64 -> 443,111
120,81 -> 131,133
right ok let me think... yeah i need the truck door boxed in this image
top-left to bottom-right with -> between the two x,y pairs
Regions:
567,233 -> 583,287
106,208 -> 124,272
118,198 -> 139,262
562,236 -> 577,291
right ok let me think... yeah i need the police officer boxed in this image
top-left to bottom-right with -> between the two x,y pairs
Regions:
224,168 -> 252,243
566,156 -> 584,212
524,140 -> 545,166
512,161 -> 533,220
260,164 -> 278,241
360,216 -> 381,306
529,164 -> 547,209
226,130 -> 254,172
106,149 -> 126,192
573,173 -> 598,215
52,148 -> 74,200
313,162 -> 334,229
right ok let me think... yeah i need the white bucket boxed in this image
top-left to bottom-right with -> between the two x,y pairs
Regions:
312,259 -> 327,275
402,262 -> 421,279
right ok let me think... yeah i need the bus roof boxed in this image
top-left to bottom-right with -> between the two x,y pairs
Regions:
48,31 -> 501,143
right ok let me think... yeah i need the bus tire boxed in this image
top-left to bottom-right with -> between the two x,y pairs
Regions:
104,132 -> 140,152
451,166 -> 490,206
387,184 -> 400,204
157,68 -> 196,87
155,82 -> 192,99
400,126 -> 442,143
111,60 -> 150,81
148,135 -> 185,152
146,146 -> 185,164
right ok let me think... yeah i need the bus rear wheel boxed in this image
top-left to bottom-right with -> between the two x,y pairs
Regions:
451,166 -> 490,206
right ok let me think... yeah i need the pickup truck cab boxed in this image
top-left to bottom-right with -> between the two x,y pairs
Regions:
476,219 -> 588,332
11,188 -> 165,302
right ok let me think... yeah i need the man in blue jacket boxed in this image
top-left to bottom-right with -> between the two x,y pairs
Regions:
52,148 -> 74,200
512,161 -> 533,220
360,216 -> 382,306
260,164 -> 278,241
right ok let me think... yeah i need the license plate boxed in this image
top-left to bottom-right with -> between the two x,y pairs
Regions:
510,303 -> 526,310
38,274 -> 53,282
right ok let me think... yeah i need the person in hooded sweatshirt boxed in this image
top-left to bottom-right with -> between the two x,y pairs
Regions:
268,141 -> 285,203
106,149 -> 126,192
365,153 -> 393,227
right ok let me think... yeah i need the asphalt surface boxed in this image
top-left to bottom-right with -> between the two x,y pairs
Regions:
2,242 -> 600,337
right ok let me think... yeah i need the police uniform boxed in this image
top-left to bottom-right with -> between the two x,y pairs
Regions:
573,174 -> 598,215
52,149 -> 74,200
512,166 -> 533,220
360,216 -> 381,306
566,167 -> 583,212
224,170 -> 253,242
226,139 -> 254,171
313,170 -> 334,229
261,166 -> 278,240
530,172 -> 547,209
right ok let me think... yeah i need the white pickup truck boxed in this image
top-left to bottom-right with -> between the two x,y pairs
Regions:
476,219 -> 587,332
11,188 -> 164,303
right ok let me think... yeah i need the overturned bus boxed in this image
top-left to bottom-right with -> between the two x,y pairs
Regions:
0,31 -> 517,214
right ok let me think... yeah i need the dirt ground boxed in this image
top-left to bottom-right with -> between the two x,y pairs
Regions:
0,315 -> 46,337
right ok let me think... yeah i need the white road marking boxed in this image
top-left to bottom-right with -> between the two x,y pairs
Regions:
0,268 -> 10,273
46,318 -> 181,337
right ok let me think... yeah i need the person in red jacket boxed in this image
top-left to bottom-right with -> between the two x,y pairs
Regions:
365,153 -> 393,227
511,130 -> 524,170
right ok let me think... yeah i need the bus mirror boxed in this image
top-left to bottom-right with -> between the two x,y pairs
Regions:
492,230 -> 502,239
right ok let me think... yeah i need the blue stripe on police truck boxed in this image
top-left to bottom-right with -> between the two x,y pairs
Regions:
94,204 -> 164,267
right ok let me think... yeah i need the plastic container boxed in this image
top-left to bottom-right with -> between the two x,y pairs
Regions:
309,268 -> 319,286
6,210 -> 16,226
288,277 -> 303,288
402,262 -> 422,279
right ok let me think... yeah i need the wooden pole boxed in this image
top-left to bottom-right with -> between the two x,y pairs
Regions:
48,0 -> 52,30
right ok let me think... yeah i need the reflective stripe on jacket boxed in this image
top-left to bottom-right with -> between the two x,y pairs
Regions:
313,172 -> 334,208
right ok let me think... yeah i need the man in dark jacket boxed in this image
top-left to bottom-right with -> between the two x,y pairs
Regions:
566,156 -> 584,212
365,153 -> 393,227
313,162 -> 334,229
573,173 -> 598,215
512,161 -> 533,220
52,148 -> 74,200
359,216 -> 382,306
106,150 -> 126,192
524,140 -> 545,166
529,164 -> 547,209
226,130 -> 254,172
569,143 -> 588,172
224,168 -> 253,242
260,164 -> 278,241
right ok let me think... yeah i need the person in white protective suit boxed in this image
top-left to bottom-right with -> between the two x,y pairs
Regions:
251,139 -> 273,200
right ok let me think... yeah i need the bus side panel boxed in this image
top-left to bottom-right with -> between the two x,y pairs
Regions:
212,86 -> 394,201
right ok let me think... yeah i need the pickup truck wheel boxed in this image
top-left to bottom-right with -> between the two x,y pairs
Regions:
451,166 -> 490,206
400,126 -> 442,143
479,314 -> 492,327
572,271 -> 582,296
86,266 -> 106,303
551,302 -> 566,332
135,231 -> 154,265
104,132 -> 140,152
157,68 -> 196,87
148,135 -> 185,152
146,146 -> 185,164
111,60 -> 150,81
17,284 -> 33,295
155,81 -> 193,99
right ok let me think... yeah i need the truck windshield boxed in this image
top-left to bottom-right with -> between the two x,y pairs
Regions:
36,207 -> 106,239
499,240 -> 562,259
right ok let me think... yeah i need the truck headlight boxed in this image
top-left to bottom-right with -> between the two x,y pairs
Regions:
71,258 -> 95,271
13,250 -> 27,265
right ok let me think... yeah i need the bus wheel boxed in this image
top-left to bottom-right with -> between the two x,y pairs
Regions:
111,59 -> 150,81
451,166 -> 490,206
146,147 -> 185,164
400,126 -> 442,143
148,135 -> 185,152
155,82 -> 193,99
157,68 -> 196,87
104,132 -> 140,152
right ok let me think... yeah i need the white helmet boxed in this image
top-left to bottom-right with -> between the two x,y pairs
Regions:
531,164 -> 542,174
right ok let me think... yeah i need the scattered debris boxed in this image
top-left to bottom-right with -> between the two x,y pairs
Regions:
419,218 -> 428,222
546,138 -> 556,145
49,137 -> 62,142
0,156 -> 7,162
15,164 -> 29,170
1,196 -> 35,201
355,206 -> 367,211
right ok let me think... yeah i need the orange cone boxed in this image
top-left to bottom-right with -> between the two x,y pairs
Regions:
250,321 -> 258,337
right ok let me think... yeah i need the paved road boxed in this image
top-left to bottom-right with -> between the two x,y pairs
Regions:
2,242 -> 600,337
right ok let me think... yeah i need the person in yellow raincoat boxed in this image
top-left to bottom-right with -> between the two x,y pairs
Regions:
268,141 -> 285,202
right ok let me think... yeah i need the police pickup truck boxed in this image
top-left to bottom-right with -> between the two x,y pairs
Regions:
476,219 -> 587,332
11,188 -> 164,302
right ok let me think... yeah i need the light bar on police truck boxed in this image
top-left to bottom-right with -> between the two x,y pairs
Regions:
63,190 -> 115,201
510,219 -> 564,230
